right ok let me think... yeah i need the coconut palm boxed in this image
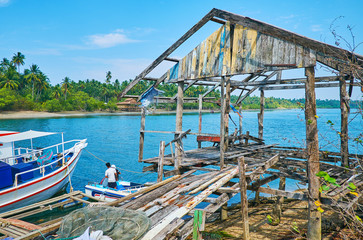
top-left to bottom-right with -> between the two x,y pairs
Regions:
25,64 -> 40,100
0,67 -> 19,90
0,58 -> 10,72
106,71 -> 112,84
52,85 -> 62,99
12,52 -> 25,73
34,72 -> 49,101
61,77 -> 71,100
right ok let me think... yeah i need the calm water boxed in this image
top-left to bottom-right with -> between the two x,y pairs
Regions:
0,109 -> 362,201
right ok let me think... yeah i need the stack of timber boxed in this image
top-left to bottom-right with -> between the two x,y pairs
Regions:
0,191 -> 105,240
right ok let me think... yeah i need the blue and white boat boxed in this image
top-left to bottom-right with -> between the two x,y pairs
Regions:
0,130 -> 87,213
85,180 -> 145,202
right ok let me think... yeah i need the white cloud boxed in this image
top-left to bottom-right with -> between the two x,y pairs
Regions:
0,0 -> 10,7
86,29 -> 138,48
311,24 -> 323,32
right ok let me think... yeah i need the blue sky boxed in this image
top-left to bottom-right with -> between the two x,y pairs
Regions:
1,0 -> 362,100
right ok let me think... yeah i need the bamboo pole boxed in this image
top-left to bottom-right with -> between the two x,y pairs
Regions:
157,141 -> 165,182
238,156 -> 250,240
305,66 -> 321,240
139,107 -> 146,162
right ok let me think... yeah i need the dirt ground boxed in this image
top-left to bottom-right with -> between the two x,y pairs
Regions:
203,198 -> 350,240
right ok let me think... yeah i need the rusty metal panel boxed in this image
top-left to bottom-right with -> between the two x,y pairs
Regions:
166,21 -> 316,81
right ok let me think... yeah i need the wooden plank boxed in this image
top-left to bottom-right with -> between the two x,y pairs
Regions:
238,156 -> 250,240
16,221 -> 61,240
140,167 -> 239,240
249,154 -> 280,182
107,173 -> 190,207
305,66 -> 321,240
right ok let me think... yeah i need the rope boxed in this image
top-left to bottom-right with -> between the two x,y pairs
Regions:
84,149 -> 152,174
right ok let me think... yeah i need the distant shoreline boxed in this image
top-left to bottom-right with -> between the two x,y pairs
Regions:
0,108 -> 343,120
0,110 -> 219,120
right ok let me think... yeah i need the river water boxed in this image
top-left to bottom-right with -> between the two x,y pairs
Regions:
0,109 -> 361,201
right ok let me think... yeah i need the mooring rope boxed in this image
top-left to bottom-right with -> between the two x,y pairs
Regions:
84,149 -> 152,174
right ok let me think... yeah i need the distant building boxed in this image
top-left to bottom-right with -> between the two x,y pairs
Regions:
116,98 -> 140,112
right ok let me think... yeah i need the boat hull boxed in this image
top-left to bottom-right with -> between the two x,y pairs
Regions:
85,181 -> 145,202
0,144 -> 85,213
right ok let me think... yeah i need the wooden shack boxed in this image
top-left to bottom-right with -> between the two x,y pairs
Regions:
116,98 -> 141,112
119,8 -> 362,240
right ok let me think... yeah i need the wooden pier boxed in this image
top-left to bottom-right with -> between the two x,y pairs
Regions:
1,8 -> 362,240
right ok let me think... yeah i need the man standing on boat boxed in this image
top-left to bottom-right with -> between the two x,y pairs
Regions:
105,162 -> 117,189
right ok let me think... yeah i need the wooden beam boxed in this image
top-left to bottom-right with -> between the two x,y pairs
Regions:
305,66 -> 321,240
120,9 -> 215,97
230,76 -> 341,87
203,83 -> 220,98
263,82 -> 340,90
273,177 -> 286,222
165,57 -> 180,62
211,17 -> 226,24
223,77 -> 231,163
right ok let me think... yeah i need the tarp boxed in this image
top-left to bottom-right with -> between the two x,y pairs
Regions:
0,130 -> 57,143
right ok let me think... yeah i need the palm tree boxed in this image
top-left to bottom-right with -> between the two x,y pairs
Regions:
106,71 -> 112,84
12,52 -> 25,73
25,64 -> 40,100
61,77 -> 71,100
35,72 -> 49,101
52,85 -> 62,99
0,67 -> 19,90
0,58 -> 10,72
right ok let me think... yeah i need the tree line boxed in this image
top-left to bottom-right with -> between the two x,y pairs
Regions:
0,52 -> 360,112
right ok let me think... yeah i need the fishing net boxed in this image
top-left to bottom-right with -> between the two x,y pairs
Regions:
57,206 -> 150,240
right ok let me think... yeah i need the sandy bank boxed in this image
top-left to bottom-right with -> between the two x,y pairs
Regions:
0,110 -> 218,120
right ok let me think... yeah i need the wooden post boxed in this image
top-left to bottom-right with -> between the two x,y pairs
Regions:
339,76 -> 349,167
273,177 -> 286,221
220,77 -> 225,169
139,107 -> 146,162
192,210 -> 206,240
224,77 -> 231,152
239,107 -> 243,144
198,94 -> 203,149
245,131 -> 249,146
305,66 -> 321,240
258,89 -> 265,139
238,156 -> 250,240
175,81 -> 184,173
221,203 -> 228,220
157,141 -> 165,183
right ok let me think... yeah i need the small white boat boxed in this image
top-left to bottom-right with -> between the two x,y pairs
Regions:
85,180 -> 145,202
0,130 -> 87,213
